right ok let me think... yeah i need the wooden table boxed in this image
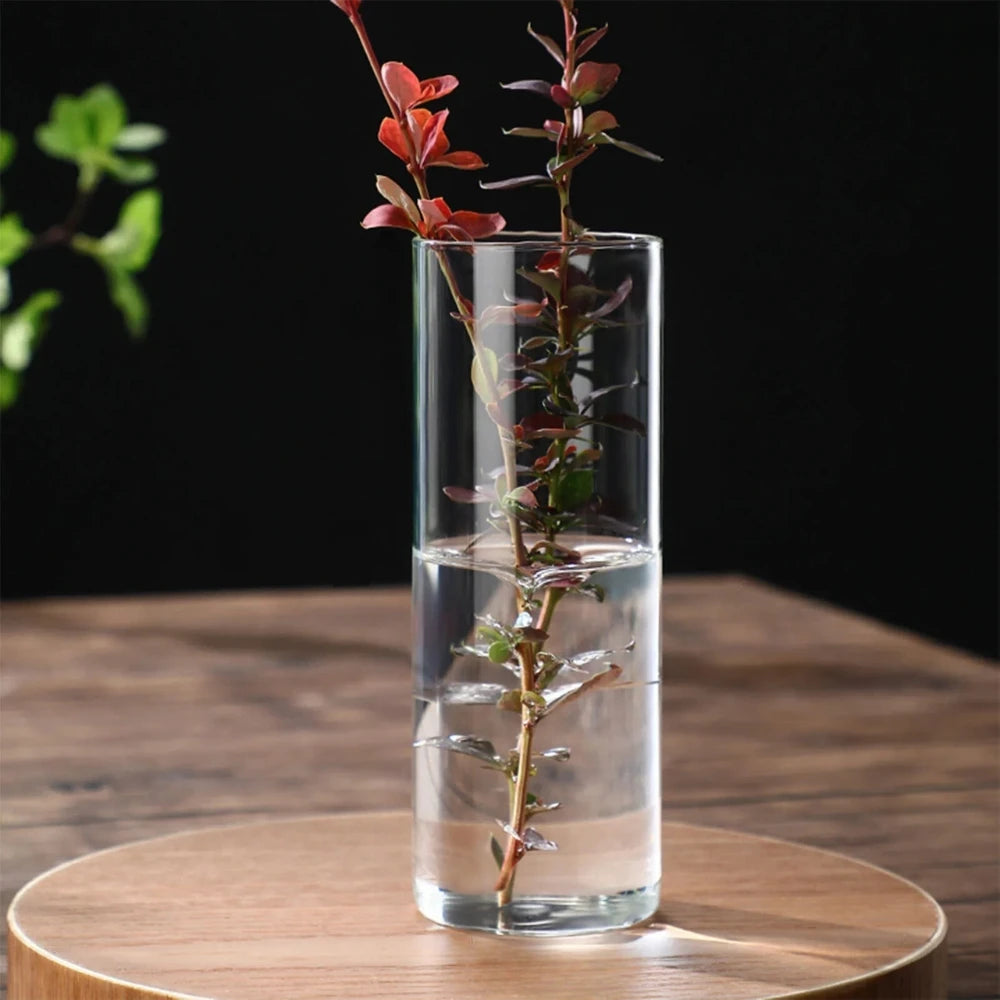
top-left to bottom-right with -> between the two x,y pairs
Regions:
2,577 -> 997,998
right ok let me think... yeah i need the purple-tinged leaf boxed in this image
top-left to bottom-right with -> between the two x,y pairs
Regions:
527,23 -> 565,67
580,372 -> 640,411
520,412 -> 564,434
442,485 -> 491,504
575,23 -> 609,59
587,275 -> 633,320
550,84 -> 574,108
594,133 -> 663,162
480,174 -> 553,191
548,145 -> 596,179
480,299 -> 547,331
518,626 -> 549,642
569,61 -> 620,105
520,335 -> 555,350
583,110 -> 618,136
591,412 -> 647,436
502,127 -> 557,141
497,378 -> 526,399
500,79 -> 553,97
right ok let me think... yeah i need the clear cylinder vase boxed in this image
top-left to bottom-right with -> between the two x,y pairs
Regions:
412,232 -> 662,936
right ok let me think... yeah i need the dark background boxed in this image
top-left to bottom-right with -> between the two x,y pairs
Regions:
1,1 -> 996,658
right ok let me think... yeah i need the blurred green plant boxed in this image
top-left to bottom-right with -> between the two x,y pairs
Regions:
0,83 -> 166,408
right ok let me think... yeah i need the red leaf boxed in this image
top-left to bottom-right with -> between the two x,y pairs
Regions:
520,412 -> 564,433
430,150 -> 486,170
418,197 -> 452,230
550,84 -> 574,109
417,75 -> 459,105
361,204 -> 417,231
447,211 -> 506,239
569,62 -> 620,105
417,108 -> 450,167
536,251 -> 562,272
330,0 -> 361,14
377,118 -> 409,161
381,61 -> 421,113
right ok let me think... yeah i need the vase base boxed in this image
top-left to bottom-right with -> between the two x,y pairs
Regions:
413,879 -> 660,936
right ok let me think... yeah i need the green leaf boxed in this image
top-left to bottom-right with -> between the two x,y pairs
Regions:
105,266 -> 148,337
0,131 -> 15,172
558,469 -> 594,510
101,154 -> 157,185
0,213 -> 33,267
0,289 -> 61,371
35,94 -> 90,161
0,268 -> 9,310
471,346 -> 498,403
490,835 -> 505,870
488,640 -> 512,664
81,84 -> 127,148
0,366 -> 20,408
97,189 -> 162,272
114,123 -> 167,152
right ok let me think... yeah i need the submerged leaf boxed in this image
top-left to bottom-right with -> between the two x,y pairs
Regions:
413,734 -> 505,768
490,835 -> 505,870
544,665 -> 623,713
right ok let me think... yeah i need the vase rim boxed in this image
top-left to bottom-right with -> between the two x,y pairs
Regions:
414,230 -> 661,251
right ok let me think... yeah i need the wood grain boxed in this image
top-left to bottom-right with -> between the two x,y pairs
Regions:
8,813 -> 946,1000
2,578 -> 997,996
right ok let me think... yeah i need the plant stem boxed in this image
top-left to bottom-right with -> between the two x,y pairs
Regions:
494,586 -> 562,903
348,6 -> 529,571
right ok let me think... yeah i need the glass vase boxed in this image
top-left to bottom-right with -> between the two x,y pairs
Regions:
412,232 -> 662,935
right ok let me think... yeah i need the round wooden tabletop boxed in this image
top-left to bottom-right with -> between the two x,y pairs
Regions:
7,811 -> 945,1000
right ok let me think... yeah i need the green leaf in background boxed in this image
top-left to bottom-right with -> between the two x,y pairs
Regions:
114,124 -> 167,152
0,288 -> 62,381
0,268 -> 10,311
35,94 -> 90,161
97,189 -> 162,272
105,266 -> 148,337
80,84 -> 126,149
100,154 -> 157,185
0,213 -> 33,268
33,83 -> 166,191
0,131 -> 16,172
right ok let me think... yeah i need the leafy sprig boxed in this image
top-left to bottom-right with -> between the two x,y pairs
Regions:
0,84 -> 165,408
331,0 -> 657,911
